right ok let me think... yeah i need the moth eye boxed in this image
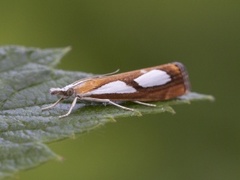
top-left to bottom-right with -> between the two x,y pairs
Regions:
66,88 -> 74,96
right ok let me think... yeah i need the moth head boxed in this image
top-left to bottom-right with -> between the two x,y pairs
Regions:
50,87 -> 75,98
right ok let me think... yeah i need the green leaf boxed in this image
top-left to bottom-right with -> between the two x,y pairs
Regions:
0,45 -> 214,179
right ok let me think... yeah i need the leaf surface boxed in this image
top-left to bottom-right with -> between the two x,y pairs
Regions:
0,46 -> 214,179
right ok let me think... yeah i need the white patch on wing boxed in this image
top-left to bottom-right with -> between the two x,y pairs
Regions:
89,80 -> 136,94
140,69 -> 147,74
134,69 -> 171,88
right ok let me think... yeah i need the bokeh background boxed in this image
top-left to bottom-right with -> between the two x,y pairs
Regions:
1,1 -> 240,179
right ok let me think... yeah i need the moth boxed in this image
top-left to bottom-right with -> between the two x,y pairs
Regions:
42,62 -> 190,118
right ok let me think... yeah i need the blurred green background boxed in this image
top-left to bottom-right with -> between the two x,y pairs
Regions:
1,0 -> 240,179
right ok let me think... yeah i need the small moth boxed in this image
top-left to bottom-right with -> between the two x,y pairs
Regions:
42,62 -> 190,118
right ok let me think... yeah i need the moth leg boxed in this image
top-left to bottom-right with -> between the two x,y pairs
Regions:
59,97 -> 79,118
133,101 -> 156,107
81,97 -> 138,113
42,97 -> 64,111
